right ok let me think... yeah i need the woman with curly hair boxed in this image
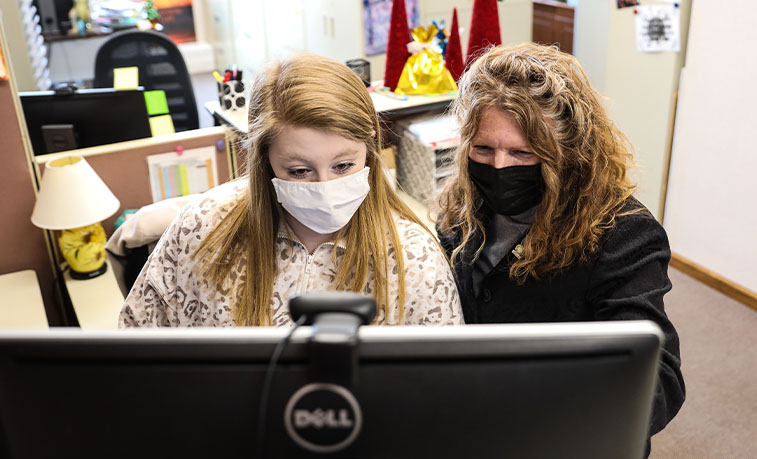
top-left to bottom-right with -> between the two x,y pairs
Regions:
436,43 -> 684,453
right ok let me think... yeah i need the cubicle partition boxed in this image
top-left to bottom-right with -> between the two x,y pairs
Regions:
35,127 -> 237,238
30,127 -> 243,328
0,21 -> 57,325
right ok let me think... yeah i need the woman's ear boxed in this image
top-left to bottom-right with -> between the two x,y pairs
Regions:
370,130 -> 376,138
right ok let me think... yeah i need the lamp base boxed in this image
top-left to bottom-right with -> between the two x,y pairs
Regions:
69,262 -> 108,280
59,223 -> 109,278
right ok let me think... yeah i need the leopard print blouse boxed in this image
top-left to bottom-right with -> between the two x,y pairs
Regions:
119,181 -> 463,327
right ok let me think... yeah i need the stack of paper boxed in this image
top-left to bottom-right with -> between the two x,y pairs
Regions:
406,115 -> 460,149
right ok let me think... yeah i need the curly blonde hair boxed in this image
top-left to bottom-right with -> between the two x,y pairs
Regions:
436,43 -> 637,282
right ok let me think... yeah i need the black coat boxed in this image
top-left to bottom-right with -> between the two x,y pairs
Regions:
439,197 -> 685,445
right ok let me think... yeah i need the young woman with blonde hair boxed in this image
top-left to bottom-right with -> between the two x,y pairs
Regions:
435,43 -> 683,454
120,53 -> 462,327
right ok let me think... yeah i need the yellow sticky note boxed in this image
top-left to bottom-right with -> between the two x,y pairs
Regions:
149,115 -> 175,136
113,66 -> 139,90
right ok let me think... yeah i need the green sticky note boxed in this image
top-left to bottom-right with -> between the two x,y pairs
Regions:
113,66 -> 139,90
149,114 -> 175,136
144,90 -> 169,116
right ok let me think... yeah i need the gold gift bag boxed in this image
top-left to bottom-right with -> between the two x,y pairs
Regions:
395,25 -> 458,96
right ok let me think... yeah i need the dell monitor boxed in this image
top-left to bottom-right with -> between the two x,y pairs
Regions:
0,321 -> 662,458
19,87 -> 152,155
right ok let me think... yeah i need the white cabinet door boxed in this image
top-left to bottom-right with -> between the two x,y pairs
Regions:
303,0 -> 362,62
229,0 -> 268,75
263,0 -> 307,60
209,0 -> 235,70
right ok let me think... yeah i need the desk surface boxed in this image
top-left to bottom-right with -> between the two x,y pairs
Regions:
206,88 -> 456,134
0,270 -> 48,329
64,265 -> 125,329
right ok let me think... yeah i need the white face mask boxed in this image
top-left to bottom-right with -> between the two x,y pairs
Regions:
271,167 -> 371,234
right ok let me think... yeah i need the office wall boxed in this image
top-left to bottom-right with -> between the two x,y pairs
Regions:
664,0 -> 757,293
0,20 -> 59,324
574,0 -> 691,219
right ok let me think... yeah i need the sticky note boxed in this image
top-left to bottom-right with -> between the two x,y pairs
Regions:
113,66 -> 139,90
144,90 -> 169,115
149,115 -> 175,136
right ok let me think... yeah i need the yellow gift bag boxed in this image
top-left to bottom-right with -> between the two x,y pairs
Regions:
395,25 -> 458,96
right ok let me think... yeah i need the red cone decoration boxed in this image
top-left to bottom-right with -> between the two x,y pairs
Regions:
465,0 -> 502,69
446,8 -> 464,81
384,0 -> 411,91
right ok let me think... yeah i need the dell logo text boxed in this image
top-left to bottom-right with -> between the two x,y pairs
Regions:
284,383 -> 363,454
294,408 -> 354,429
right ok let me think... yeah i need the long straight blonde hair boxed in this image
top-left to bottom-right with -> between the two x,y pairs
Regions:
194,54 -> 429,325
437,43 -> 637,282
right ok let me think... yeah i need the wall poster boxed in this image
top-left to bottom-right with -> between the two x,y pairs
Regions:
635,4 -> 681,52
363,0 -> 420,56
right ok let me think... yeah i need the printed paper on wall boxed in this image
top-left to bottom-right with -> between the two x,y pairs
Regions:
636,5 -> 681,53
147,146 -> 218,203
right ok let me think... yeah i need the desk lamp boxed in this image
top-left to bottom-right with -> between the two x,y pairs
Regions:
31,156 -> 120,280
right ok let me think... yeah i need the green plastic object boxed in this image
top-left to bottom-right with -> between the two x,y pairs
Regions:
114,209 -> 138,232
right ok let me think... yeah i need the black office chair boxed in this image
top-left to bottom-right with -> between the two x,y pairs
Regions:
94,29 -> 199,132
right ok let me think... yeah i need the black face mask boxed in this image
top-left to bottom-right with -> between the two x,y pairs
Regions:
468,158 -> 544,216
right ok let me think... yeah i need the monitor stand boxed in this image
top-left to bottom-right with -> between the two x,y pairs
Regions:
42,124 -> 78,153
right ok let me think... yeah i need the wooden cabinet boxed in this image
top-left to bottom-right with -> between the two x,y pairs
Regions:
532,0 -> 574,54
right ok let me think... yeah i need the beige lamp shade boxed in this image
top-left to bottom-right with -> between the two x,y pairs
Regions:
31,156 -> 120,230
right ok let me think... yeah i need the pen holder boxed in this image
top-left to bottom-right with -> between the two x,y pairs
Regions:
346,58 -> 371,85
217,81 -> 246,112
